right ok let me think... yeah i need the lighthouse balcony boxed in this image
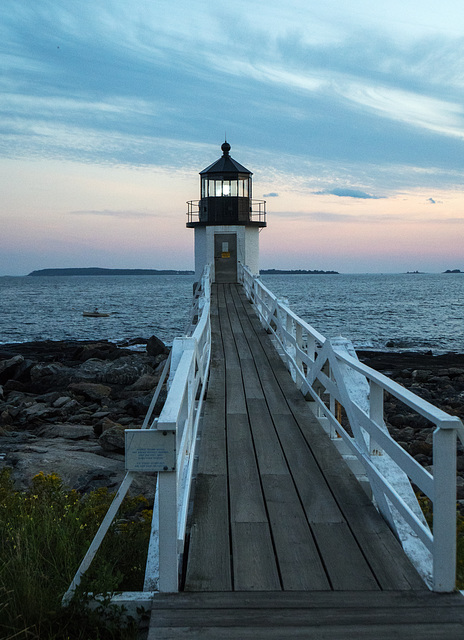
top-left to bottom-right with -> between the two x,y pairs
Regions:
186,199 -> 267,227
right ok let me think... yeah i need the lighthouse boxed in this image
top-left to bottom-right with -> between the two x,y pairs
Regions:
187,141 -> 266,284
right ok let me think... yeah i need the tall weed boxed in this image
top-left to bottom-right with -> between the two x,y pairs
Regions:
0,469 -> 152,639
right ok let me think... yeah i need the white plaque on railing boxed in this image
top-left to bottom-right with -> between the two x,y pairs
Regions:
125,429 -> 176,472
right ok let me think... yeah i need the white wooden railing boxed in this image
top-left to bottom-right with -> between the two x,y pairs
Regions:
63,266 -> 212,611
239,263 -> 464,592
153,266 -> 212,592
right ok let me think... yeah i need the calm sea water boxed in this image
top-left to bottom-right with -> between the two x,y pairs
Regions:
0,274 -> 463,353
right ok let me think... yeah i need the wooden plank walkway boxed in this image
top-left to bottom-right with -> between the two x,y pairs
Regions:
149,283 -> 464,638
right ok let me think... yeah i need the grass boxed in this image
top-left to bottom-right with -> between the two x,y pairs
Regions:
0,469 -> 152,640
418,494 -> 464,589
1,469 -> 463,638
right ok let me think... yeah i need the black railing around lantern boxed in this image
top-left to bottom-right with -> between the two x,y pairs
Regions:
186,199 -> 267,227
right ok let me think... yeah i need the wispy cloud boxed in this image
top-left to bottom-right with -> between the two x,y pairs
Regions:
313,188 -> 386,199
270,210 -> 401,223
70,209 -> 159,218
263,192 -> 279,197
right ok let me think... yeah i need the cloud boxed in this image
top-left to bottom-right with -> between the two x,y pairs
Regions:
313,188 -> 386,199
270,210 -> 401,223
427,197 -> 443,204
70,209 -> 159,218
263,192 -> 279,197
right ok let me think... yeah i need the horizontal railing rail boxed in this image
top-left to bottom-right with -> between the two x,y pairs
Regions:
239,262 -> 464,592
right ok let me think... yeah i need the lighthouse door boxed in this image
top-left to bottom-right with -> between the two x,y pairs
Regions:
214,233 -> 237,283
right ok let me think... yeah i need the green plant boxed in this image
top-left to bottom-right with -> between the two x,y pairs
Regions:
417,493 -> 464,590
0,469 -> 152,639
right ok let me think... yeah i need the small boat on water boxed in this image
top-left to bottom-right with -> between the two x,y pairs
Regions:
83,309 -> 110,318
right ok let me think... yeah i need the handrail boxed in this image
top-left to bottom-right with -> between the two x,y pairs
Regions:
151,264 -> 212,592
63,265 -> 212,607
238,262 -> 462,592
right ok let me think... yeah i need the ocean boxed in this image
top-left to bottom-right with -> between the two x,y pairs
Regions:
0,273 -> 463,353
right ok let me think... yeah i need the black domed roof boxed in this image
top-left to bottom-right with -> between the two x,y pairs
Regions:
200,142 -> 252,175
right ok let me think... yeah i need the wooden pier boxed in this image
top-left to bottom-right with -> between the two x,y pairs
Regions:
149,283 -> 464,638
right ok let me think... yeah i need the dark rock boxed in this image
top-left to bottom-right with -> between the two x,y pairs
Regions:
0,355 -> 24,384
412,369 -> 432,382
73,470 -> 119,493
408,441 -> 433,457
72,342 -> 130,362
68,382 -> 112,401
35,424 -> 95,440
146,335 -> 168,358
413,454 -> 430,465
99,423 -> 126,452
75,356 -> 152,386
128,374 -> 158,392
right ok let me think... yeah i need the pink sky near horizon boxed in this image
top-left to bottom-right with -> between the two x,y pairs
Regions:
1,158 -> 462,275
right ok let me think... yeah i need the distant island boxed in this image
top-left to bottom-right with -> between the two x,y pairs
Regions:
443,269 -> 462,274
28,268 -> 194,277
260,269 -> 339,275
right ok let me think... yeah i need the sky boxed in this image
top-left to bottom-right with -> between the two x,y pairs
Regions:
1,0 -> 463,275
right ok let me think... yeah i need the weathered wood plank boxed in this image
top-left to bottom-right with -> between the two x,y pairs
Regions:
182,283 -> 425,596
261,473 -> 330,590
234,284 -> 425,590
227,413 -> 267,523
239,358 -> 264,400
151,605 -> 464,626
231,522 -> 281,591
151,590 -> 461,609
312,521 -> 379,590
150,625 -> 464,640
196,396 -> 226,475
246,399 -> 288,475
184,473 -> 231,591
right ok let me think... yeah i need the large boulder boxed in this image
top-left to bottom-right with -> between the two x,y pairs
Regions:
146,335 -> 168,358
74,355 -> 152,386
0,355 -> 33,384
1,430 -> 155,497
99,424 -> 127,452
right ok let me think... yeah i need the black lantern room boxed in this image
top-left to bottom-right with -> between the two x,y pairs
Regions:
187,142 -> 266,228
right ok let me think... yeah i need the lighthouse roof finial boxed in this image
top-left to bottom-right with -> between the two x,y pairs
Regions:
221,140 -> 231,156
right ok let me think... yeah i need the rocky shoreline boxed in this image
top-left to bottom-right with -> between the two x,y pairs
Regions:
358,350 -> 464,501
0,337 -> 170,498
0,341 -> 463,501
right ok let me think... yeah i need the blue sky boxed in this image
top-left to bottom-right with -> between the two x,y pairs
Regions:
1,0 -> 463,274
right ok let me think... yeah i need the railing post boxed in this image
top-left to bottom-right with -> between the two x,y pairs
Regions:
432,426 -> 457,592
157,468 -> 178,592
369,381 -> 384,456
295,323 -> 303,381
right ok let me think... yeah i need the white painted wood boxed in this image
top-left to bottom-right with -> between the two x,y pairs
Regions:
238,262 -> 463,592
65,265 -> 212,605
62,471 -> 136,605
144,485 -> 160,592
433,427 -> 457,592
158,470 -> 178,592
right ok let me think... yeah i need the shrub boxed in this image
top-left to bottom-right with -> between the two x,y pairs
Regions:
0,469 -> 152,640
418,493 -> 464,589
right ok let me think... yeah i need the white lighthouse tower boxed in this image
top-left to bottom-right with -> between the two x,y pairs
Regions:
187,141 -> 266,284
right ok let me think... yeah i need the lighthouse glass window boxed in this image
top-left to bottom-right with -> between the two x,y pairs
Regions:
205,178 -> 239,197
238,177 -> 249,197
